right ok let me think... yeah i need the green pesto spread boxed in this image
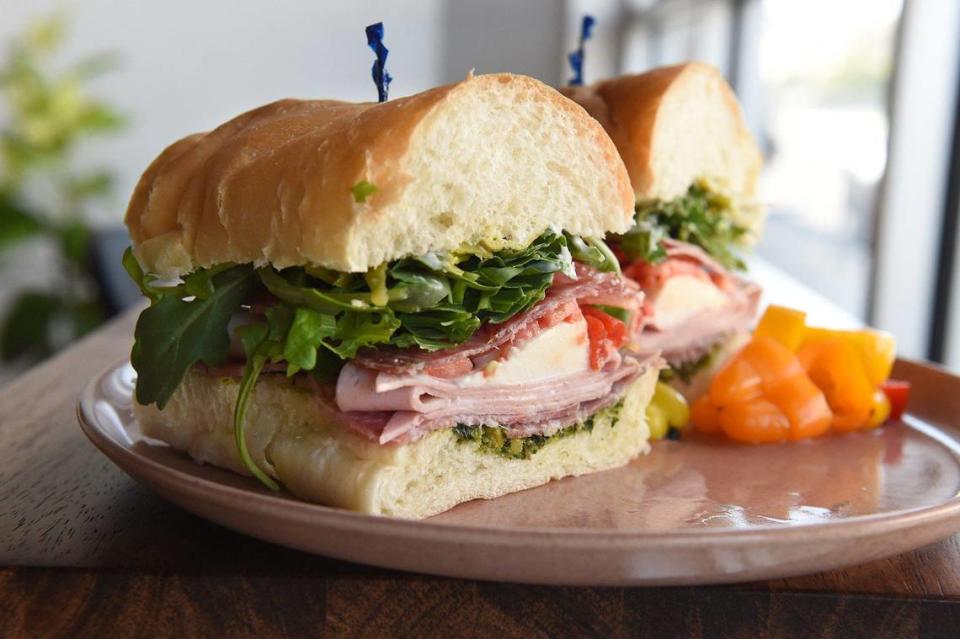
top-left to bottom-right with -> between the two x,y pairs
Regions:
451,401 -> 624,460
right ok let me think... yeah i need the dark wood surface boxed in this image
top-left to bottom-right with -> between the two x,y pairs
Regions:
2,309 -> 960,638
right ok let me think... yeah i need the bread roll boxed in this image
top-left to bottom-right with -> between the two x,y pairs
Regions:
561,63 -> 764,240
136,367 -> 658,519
125,73 -> 634,278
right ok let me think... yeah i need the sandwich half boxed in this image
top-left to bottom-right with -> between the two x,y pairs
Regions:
124,73 -> 662,519
562,62 -> 763,398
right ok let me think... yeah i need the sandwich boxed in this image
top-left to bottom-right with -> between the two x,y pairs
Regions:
123,73 -> 663,519
562,62 -> 763,399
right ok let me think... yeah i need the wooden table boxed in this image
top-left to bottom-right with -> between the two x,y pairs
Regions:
2,307 -> 960,638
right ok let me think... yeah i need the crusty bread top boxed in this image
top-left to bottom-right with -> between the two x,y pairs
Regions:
561,63 -> 764,237
125,73 -> 634,277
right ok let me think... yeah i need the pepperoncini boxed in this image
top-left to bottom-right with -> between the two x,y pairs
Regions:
646,381 -> 690,440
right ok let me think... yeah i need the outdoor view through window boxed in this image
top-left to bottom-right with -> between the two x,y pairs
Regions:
754,0 -> 903,318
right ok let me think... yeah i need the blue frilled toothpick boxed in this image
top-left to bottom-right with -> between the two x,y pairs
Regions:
567,15 -> 596,86
365,22 -> 393,102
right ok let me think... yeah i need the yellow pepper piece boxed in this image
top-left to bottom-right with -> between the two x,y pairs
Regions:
865,388 -> 891,429
646,381 -> 691,440
803,327 -> 895,387
754,305 -> 808,351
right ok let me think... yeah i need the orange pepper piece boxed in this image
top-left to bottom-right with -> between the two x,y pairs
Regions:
691,396 -> 723,434
797,338 -> 874,432
739,338 -> 832,440
778,377 -> 833,440
693,336 -> 833,442
709,357 -> 763,406
737,337 -> 808,399
720,398 -> 791,443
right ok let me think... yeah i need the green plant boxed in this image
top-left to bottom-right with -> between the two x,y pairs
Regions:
0,15 -> 124,363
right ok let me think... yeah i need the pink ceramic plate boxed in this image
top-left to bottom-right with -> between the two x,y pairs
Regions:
77,359 -> 960,586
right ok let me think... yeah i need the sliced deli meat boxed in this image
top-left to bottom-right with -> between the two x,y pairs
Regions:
626,240 -> 760,363
336,354 -> 651,444
353,263 -> 641,375
332,269 -> 655,445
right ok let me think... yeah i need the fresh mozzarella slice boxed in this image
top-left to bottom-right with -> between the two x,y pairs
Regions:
651,275 -> 729,330
458,317 -> 590,387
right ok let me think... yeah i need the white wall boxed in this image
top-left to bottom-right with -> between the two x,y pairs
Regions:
0,0 -> 444,223
442,0 -> 564,85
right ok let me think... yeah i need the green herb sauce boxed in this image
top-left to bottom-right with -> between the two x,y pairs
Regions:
451,401 -> 624,460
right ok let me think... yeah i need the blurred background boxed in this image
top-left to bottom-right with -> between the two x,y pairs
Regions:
0,0 -> 958,382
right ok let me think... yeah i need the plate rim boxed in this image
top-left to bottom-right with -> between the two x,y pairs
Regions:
77,359 -> 960,550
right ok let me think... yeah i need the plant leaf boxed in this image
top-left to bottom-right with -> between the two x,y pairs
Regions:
65,171 -> 112,199
0,192 -> 43,252
0,291 -> 59,361
57,221 -> 89,267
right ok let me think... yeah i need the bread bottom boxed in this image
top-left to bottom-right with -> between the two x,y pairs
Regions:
135,367 -> 658,519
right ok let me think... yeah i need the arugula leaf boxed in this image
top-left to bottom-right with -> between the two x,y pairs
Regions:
259,267 -> 376,313
122,247 -> 162,303
131,266 -> 257,408
394,307 -> 480,350
233,322 -> 281,491
283,308 -> 336,375
326,312 -> 401,358
567,235 -> 620,274
619,183 -> 747,271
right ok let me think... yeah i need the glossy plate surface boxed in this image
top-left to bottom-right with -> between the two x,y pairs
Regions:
77,359 -> 960,586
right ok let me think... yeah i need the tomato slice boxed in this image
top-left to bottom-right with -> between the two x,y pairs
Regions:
881,379 -> 911,420
581,306 -> 627,370
623,256 -> 711,292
